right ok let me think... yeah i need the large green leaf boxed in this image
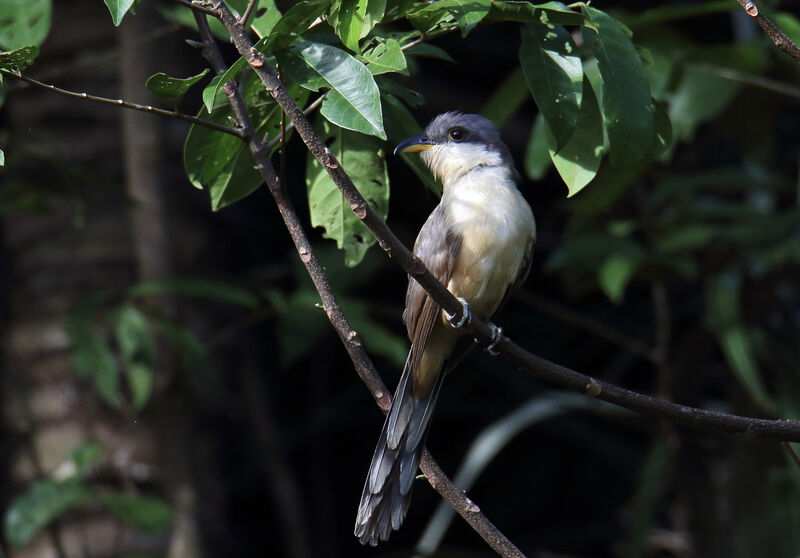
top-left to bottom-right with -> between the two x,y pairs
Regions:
520,24 -> 582,150
0,0 -> 51,50
0,45 -> 39,74
407,0 -> 491,37
545,77 -> 603,197
359,37 -> 407,75
306,118 -> 389,266
279,40 -> 385,138
146,69 -> 209,110
267,0 -> 330,51
331,0 -> 387,51
487,1 -> 583,26
103,0 -> 136,26
99,492 -> 172,535
582,6 -> 653,164
4,479 -> 92,547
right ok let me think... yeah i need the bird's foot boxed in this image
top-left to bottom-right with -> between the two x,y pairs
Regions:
484,323 -> 503,356
444,297 -> 471,329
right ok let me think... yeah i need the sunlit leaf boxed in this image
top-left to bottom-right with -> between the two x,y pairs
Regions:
582,5 -> 653,164
306,117 -> 389,266
0,0 -> 51,50
279,40 -> 385,138
520,23 -> 582,150
332,0 -> 386,51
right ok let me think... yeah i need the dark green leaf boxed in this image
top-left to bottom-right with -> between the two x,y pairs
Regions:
524,113 -> 551,180
545,77 -> 603,197
359,37 -> 407,75
200,39 -> 275,113
114,307 -> 156,363
0,0 -> 51,50
622,0 -> 734,29
145,69 -> 209,110
127,278 -> 259,307
652,100 -> 672,158
157,4 -> 230,40
70,330 -> 120,407
582,5 -> 653,164
306,117 -> 389,266
598,252 -> 642,303
486,1 -> 583,26
267,0 -> 330,51
408,0 -> 491,37
69,441 -> 104,474
103,0 -> 136,26
482,67 -> 528,129
99,492 -> 172,535
404,42 -> 455,62
279,40 -> 385,138
0,45 -> 39,74
375,76 -> 424,106
4,479 -> 92,547
520,24 -> 582,150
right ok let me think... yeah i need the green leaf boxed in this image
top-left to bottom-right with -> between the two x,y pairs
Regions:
520,24 -> 582,150
359,37 -> 407,75
145,69 -> 209,110
71,330 -> 120,407
0,149 -> 4,166
279,40 -> 385,138
667,66 -> 742,143
408,0 -> 491,37
243,0 -> 282,38
375,76 -> 424,106
382,93 -> 440,195
200,42 -> 275,113
404,42 -> 455,63
104,0 -> 136,26
4,479 -> 92,547
267,0 -> 330,51
0,45 -> 39,74
774,13 -> 800,46
524,113 -> 551,181
598,252 -> 642,303
482,67 -> 528,129
651,100 -> 672,158
306,118 -> 389,266
69,441 -> 104,474
332,0 -> 386,51
127,278 -> 259,307
113,306 -> 156,411
99,492 -> 172,535
545,77 -> 603,197
0,0 -> 51,50
582,5 -> 653,164
705,273 -> 774,410
486,1 -> 583,26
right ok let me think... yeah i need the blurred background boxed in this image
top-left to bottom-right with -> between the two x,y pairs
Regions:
1,0 -> 800,557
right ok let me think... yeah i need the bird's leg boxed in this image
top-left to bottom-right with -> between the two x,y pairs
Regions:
484,324 -> 503,356
444,296 -> 471,329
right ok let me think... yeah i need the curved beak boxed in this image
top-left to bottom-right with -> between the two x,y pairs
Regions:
394,134 -> 435,156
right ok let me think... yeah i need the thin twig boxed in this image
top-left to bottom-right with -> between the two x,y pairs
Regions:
210,0 -> 800,445
172,0 -> 218,17
264,92 -> 326,150
2,72 -> 247,139
735,0 -> 800,63
783,442 -> 800,469
238,0 -> 259,26
681,60 -> 800,99
197,7 -> 526,557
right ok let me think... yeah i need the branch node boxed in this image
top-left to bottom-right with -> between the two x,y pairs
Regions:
324,149 -> 339,169
350,202 -> 367,220
584,378 -> 602,397
299,248 -> 312,263
185,39 -> 204,49
249,47 -> 265,67
744,1 -> 758,16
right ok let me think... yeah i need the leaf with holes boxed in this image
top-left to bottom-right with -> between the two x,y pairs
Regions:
486,1 -> 583,26
306,118 -> 389,266
0,45 -> 39,74
359,37 -> 407,75
408,0 -> 491,36
146,69 -> 209,110
0,0 -> 51,50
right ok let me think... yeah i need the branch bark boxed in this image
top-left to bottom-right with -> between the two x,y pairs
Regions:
735,0 -> 800,63
191,11 -> 527,558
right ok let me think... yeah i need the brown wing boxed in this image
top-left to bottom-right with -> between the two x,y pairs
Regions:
404,204 -> 461,379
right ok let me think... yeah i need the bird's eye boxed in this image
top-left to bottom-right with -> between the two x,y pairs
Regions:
447,127 -> 466,142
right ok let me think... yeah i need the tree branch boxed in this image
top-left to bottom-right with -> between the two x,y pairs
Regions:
1,71 -> 247,139
191,11 -> 527,557
209,0 -> 800,444
735,0 -> 800,63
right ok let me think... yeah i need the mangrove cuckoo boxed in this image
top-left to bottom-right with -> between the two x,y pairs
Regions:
354,112 -> 536,545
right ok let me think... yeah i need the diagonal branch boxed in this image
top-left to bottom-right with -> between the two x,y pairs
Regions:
735,0 -> 800,63
191,11 -> 526,558
210,0 -> 800,444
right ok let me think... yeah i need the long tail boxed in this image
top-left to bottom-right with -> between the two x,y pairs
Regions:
354,352 -> 445,546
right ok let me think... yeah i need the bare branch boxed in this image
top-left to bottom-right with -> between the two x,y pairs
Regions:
735,0 -> 800,63
1,71 -> 247,139
194,8 -> 527,557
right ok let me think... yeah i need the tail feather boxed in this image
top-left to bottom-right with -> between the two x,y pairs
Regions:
354,355 -> 445,546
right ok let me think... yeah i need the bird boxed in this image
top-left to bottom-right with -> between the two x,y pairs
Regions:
354,112 -> 537,545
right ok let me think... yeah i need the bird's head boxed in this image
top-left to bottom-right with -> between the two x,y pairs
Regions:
394,112 -> 516,187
